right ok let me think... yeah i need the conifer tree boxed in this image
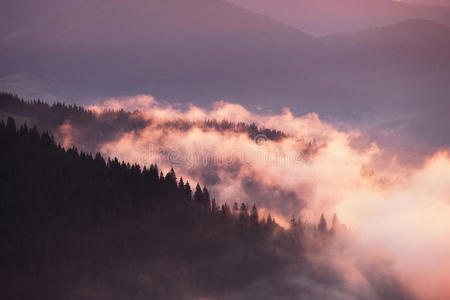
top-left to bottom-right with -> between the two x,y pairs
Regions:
250,204 -> 259,227
318,214 -> 327,233
184,181 -> 192,201
194,183 -> 203,205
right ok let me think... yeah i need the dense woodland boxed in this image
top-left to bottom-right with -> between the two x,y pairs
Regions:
0,116 -> 343,299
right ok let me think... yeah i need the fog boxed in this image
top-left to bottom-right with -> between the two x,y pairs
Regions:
50,94 -> 450,299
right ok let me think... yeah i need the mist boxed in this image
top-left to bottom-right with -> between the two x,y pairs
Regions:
47,94 -> 450,299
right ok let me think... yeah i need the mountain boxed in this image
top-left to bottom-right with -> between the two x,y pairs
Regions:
402,0 -> 450,5
319,19 -> 450,150
0,0 -> 85,37
320,19 -> 450,101
226,0 -> 450,34
0,0 -> 325,104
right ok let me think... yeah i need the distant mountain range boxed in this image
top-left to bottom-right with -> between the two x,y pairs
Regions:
0,0 -> 324,103
402,0 -> 450,6
319,19 -> 450,150
0,0 -> 449,149
226,0 -> 450,34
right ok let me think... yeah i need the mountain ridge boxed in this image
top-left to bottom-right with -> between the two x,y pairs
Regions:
0,0 -> 326,103
225,0 -> 450,34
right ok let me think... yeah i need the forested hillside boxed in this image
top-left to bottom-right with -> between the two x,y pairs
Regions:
0,93 -> 286,153
0,116 -> 339,299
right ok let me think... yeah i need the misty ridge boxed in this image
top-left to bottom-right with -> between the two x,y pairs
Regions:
0,93 -> 289,153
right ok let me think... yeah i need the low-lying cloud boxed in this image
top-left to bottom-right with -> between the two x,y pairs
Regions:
55,94 -> 450,299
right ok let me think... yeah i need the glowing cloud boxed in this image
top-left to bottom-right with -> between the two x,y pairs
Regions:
65,94 -> 450,299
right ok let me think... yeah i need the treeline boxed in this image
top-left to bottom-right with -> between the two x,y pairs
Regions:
1,117 -> 308,299
158,119 -> 286,141
0,93 -> 287,151
0,92 -> 99,131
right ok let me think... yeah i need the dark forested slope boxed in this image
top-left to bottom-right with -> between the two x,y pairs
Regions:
0,115 -> 416,300
0,116 -> 302,299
